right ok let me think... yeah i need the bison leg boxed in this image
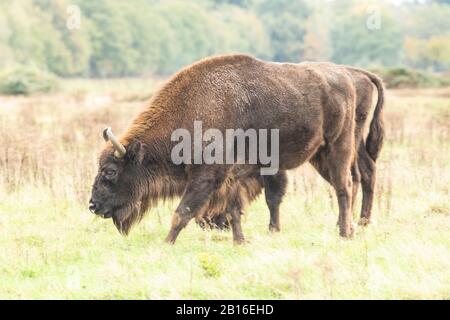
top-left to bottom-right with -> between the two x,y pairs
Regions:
321,121 -> 356,238
165,212 -> 192,245
351,162 -> 361,214
328,150 -> 354,238
263,170 -> 287,232
210,213 -> 230,230
331,171 -> 354,237
357,147 -> 376,226
310,152 -> 360,225
228,206 -> 245,245
165,168 -> 226,244
310,151 -> 331,182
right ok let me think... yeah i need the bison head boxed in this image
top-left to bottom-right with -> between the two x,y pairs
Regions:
89,127 -> 148,235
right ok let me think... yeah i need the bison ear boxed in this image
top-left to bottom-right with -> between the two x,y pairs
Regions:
127,141 -> 146,164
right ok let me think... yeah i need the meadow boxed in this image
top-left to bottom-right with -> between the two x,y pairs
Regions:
0,80 -> 449,299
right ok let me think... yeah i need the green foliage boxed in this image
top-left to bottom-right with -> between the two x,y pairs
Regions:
405,3 -> 450,39
330,5 -> 403,67
34,0 -> 91,76
404,33 -> 450,72
0,64 -> 59,95
156,2 -> 219,73
0,0 -> 449,77
215,6 -> 271,58
79,1 -> 140,77
255,0 -> 310,61
373,67 -> 450,89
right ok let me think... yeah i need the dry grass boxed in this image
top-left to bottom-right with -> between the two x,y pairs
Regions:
0,81 -> 449,299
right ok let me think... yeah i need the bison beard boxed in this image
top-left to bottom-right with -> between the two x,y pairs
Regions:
112,201 -> 142,235
90,54 -> 385,244
111,172 -> 263,236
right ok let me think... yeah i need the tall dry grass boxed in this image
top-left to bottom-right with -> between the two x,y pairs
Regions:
1,83 -> 449,217
0,79 -> 160,203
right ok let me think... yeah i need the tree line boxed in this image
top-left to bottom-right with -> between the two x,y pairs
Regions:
0,0 -> 449,78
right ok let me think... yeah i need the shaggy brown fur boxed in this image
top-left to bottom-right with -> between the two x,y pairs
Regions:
207,64 -> 385,231
89,54 -> 384,244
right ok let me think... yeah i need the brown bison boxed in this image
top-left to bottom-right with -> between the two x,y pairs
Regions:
89,54 -> 384,244
208,63 -> 385,232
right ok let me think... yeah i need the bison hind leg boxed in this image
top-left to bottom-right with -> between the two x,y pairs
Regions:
207,214 -> 231,230
263,170 -> 287,232
357,145 -> 377,226
313,141 -> 356,237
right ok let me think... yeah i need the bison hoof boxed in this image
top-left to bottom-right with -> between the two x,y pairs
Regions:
358,217 -> 371,226
233,238 -> 246,245
164,236 -> 176,245
269,224 -> 280,233
339,223 -> 355,238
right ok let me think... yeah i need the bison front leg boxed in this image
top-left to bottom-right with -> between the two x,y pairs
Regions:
165,168 -> 226,245
165,211 -> 192,245
227,206 -> 245,245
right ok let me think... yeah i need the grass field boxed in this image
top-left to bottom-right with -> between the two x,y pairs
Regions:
0,81 -> 449,299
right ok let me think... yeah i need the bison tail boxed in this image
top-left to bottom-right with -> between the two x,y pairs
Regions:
348,67 -> 386,161
365,72 -> 385,162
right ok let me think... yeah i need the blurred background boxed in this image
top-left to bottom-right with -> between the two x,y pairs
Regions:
0,0 -> 449,94
0,0 -> 449,299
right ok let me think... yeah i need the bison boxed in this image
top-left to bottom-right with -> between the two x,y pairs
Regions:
207,63 -> 385,232
89,54 -> 384,244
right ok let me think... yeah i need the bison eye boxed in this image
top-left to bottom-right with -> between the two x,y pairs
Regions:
104,169 -> 117,179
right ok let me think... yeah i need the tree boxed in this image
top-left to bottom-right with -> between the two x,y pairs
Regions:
0,3 -> 14,66
404,3 -> 450,39
214,6 -> 271,58
33,0 -> 91,76
424,34 -> 450,71
156,1 -> 219,73
78,0 -> 139,77
330,4 -> 403,67
301,0 -> 332,61
255,0 -> 311,61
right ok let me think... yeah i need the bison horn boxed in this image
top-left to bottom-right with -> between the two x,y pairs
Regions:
103,127 -> 126,158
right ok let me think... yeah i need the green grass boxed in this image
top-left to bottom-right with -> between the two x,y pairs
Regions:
0,83 -> 449,299
0,175 -> 448,299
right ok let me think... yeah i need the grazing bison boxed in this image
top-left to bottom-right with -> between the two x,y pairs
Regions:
208,64 -> 385,232
89,54 -> 384,244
